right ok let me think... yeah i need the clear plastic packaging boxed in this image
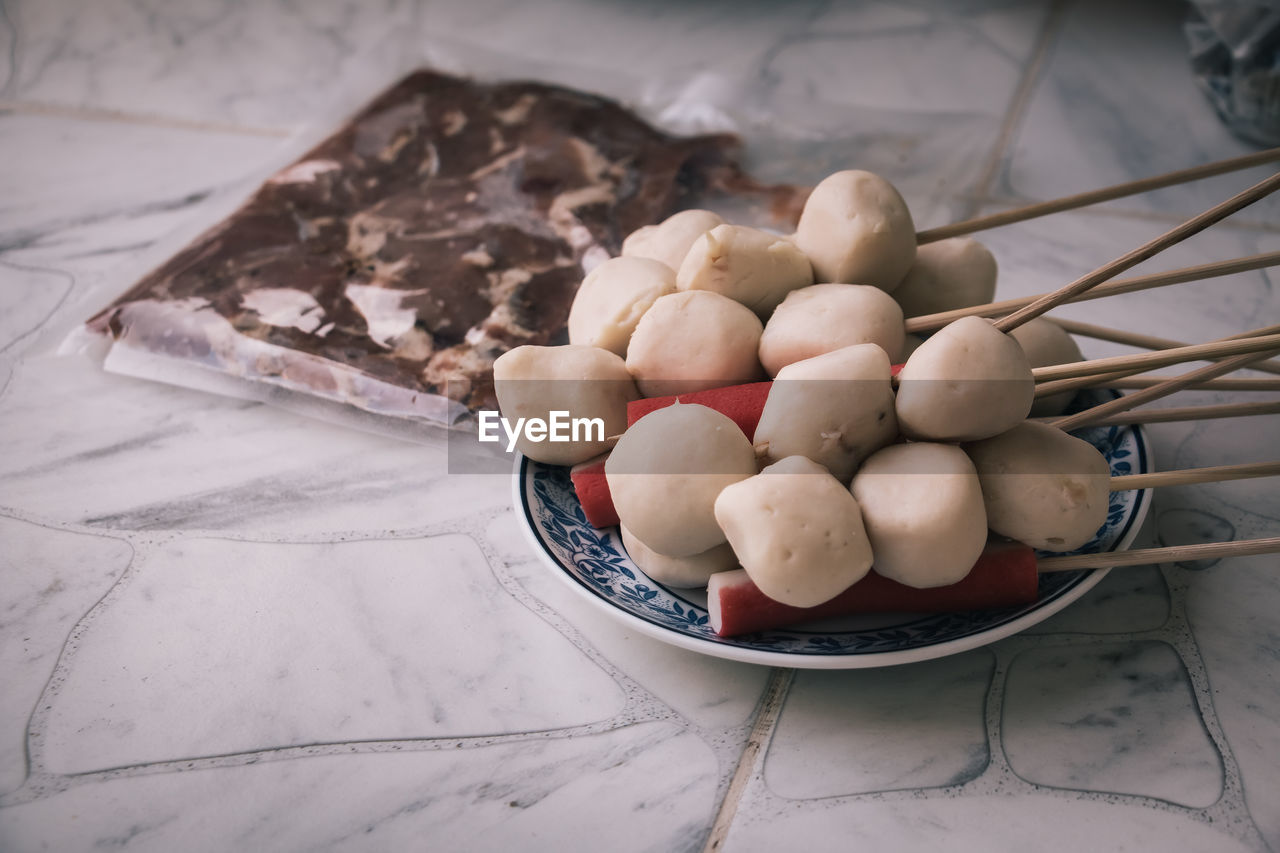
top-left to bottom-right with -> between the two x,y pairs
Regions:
66,37 -> 815,442
64,32 -> 979,444
1186,1 -> 1280,146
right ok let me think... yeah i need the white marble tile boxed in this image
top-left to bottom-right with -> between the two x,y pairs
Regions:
764,650 -> 993,798
762,1 -> 1040,118
664,0 -> 1049,227
487,512 -> 773,736
973,209 -> 1280,345
0,259 -> 73,393
1183,548 -> 1280,848
2,0 -> 1046,162
0,6 -> 13,88
1002,641 -> 1222,808
1000,0 -> 1280,227
40,534 -> 623,773
413,0 -> 1047,123
0,721 -> 718,853
719,794 -> 1256,853
0,260 -> 71,355
1,0 -> 1277,848
1157,507 -> 1238,568
0,112 -> 286,374
1152,419 -> 1280,529
5,0 -> 1053,231
0,0 -> 413,131
0,353 -> 511,535
0,114 -> 279,256
1023,565 -> 1169,635
1025,519 -> 1168,635
0,518 -> 131,795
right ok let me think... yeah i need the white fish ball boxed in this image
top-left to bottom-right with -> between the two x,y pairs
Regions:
758,283 -> 905,376
606,403 -> 757,557
850,442 -> 989,589
714,455 -> 874,607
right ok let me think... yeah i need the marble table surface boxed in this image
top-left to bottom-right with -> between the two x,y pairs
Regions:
2,1 -> 1279,850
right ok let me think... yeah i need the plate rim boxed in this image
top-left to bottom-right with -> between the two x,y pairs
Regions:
513,428 -> 1152,669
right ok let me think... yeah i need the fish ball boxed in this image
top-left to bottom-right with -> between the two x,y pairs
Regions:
621,526 -> 737,588
758,283 -> 905,376
626,290 -> 764,397
966,420 -> 1110,552
606,403 -> 757,557
677,224 -> 814,317
893,237 -> 997,318
567,256 -> 676,357
895,315 -> 1033,442
622,209 -> 725,272
714,456 -> 874,607
850,443 -> 988,589
794,170 -> 916,291
493,344 -> 639,465
1009,318 -> 1085,417
753,343 -> 898,482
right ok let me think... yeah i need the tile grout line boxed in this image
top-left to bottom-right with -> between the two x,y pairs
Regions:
702,667 -> 794,853
0,99 -> 291,138
960,0 -> 1069,220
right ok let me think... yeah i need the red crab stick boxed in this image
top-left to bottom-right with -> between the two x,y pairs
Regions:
707,541 -> 1039,636
570,453 -> 618,528
627,367 -> 908,438
627,381 -> 774,438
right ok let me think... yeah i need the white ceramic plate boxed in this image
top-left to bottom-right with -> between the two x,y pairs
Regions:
515,400 -> 1151,669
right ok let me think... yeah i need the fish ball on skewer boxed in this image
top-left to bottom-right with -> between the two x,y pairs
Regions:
606,403 -> 756,557
965,420 -> 1111,552
850,443 -> 989,589
894,315 -> 1034,442
794,170 -> 917,291
622,209 -> 724,272
1009,318 -> 1086,417
892,237 -> 998,318
753,343 -> 898,482
714,455 -> 874,607
677,224 -> 814,317
759,283 -> 906,376
567,256 -> 676,357
626,290 -> 765,398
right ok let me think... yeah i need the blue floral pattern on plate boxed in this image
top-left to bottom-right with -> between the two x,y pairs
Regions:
514,390 -> 1151,668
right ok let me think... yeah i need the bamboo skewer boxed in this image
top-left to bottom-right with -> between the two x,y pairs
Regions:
903,251 -> 1280,334
1051,318 -> 1280,377
1035,400 -> 1280,426
1111,460 -> 1280,490
1032,324 -> 1280,397
917,147 -> 1280,244
992,172 -> 1280,334
1052,348 -> 1280,430
1030,331 -> 1280,383
1038,367 -> 1261,400
1035,370 -> 1135,399
1037,537 -> 1280,573
1104,376 -> 1280,391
